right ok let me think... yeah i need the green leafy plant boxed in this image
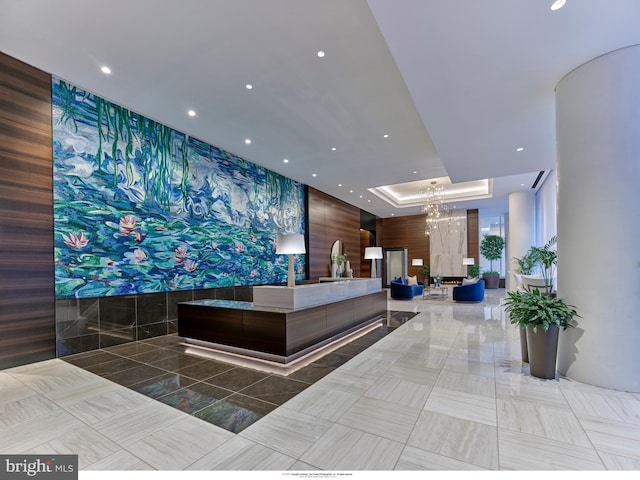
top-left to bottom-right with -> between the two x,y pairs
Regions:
504,288 -> 579,334
482,270 -> 499,275
469,264 -> 480,277
530,236 -> 557,293
512,250 -> 537,275
480,234 -> 505,274
422,264 -> 430,279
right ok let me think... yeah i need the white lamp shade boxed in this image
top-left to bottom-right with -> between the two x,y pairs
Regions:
275,234 -> 306,254
462,257 -> 475,265
412,259 -> 423,266
364,246 -> 383,259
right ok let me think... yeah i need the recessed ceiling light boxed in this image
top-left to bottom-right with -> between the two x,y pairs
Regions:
317,51 -> 325,58
244,139 -> 251,144
245,84 -> 253,90
516,147 -> 524,152
413,171 -> 417,174
100,66 -> 111,75
312,173 -> 317,177
367,199 -> 371,203
391,213 -> 395,216
331,147 -> 337,151
338,184 -> 342,187
187,110 -> 196,117
521,183 -> 525,187
551,0 -> 566,11
359,195 -> 363,198
349,190 -> 353,193
283,159 -> 289,163
383,134 -> 389,138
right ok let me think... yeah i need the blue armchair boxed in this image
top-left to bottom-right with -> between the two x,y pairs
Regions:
452,279 -> 485,302
390,278 -> 424,299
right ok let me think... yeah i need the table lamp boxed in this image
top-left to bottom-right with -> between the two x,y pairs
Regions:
276,234 -> 306,287
364,246 -> 383,279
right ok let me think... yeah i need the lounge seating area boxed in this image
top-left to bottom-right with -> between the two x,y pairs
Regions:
452,278 -> 485,302
390,276 -> 424,299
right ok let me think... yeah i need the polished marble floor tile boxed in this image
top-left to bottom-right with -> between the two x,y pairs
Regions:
407,410 -> 499,469
239,406 -> 333,458
3,295 -> 640,472
299,423 -> 404,470
186,435 -> 297,470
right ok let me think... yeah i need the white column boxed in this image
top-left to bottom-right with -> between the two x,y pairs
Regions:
507,191 -> 536,292
555,45 -> 640,392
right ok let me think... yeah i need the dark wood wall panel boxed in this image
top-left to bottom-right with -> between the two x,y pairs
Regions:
0,53 -> 55,368
359,229 -> 372,278
381,214 -> 430,283
467,209 -> 479,265
307,187 -> 360,280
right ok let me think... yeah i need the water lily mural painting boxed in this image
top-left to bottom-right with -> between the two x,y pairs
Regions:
52,78 -> 305,299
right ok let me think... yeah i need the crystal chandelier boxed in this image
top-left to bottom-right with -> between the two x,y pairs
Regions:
422,181 -> 449,236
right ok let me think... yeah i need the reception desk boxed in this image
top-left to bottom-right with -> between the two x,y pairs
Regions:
178,280 -> 386,364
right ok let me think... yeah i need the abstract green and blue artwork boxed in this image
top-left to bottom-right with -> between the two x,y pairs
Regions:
52,78 -> 305,298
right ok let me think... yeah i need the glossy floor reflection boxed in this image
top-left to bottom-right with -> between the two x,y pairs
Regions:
62,310 -> 416,434
3,291 -> 640,472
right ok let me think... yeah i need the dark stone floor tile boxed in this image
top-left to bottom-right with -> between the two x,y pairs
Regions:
149,354 -> 209,371
82,357 -> 144,376
129,348 -> 182,365
287,364 -> 335,384
204,367 -> 269,392
313,351 -> 353,368
238,375 -> 309,405
102,342 -> 160,357
104,364 -> 168,388
194,394 -> 276,434
157,382 -> 233,414
63,351 -> 121,368
129,372 -> 198,400
332,342 -> 368,357
176,360 -> 236,381
139,334 -> 183,347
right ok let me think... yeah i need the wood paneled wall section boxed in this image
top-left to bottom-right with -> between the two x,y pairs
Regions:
467,209 -> 479,265
359,229 -> 372,278
0,53 -> 55,368
381,210 -> 480,283
381,214 -> 430,283
307,187 -> 361,280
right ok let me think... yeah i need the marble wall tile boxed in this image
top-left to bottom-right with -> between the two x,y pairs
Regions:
136,292 -> 167,325
136,321 -> 168,340
167,290 -> 193,320
99,295 -> 136,329
55,298 -> 99,338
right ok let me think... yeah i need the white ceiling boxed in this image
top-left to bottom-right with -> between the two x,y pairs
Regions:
1,0 -> 639,218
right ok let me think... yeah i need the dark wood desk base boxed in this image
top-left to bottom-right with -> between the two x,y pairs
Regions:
178,290 -> 387,364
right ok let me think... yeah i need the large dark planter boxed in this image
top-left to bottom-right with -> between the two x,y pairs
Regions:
519,327 -> 529,363
483,273 -> 500,289
525,323 -> 559,379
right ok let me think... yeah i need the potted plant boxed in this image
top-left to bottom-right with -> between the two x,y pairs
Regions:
434,274 -> 442,287
503,288 -> 579,379
512,250 -> 537,276
469,264 -> 480,278
479,234 -> 505,289
421,264 -> 430,284
530,236 -> 557,295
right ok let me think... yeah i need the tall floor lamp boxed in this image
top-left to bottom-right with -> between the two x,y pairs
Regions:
276,234 -> 306,288
364,247 -> 383,279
